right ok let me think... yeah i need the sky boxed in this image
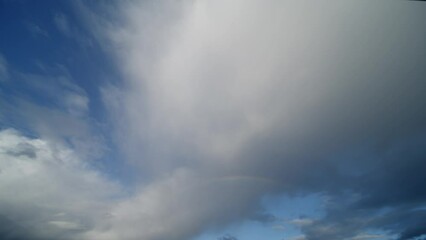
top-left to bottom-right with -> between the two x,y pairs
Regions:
1,1 -> 426,240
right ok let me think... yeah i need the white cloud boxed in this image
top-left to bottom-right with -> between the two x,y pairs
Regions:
65,92 -> 89,116
349,233 -> 386,240
83,168 -> 272,240
0,128 -> 121,239
289,218 -> 314,227
12,99 -> 103,162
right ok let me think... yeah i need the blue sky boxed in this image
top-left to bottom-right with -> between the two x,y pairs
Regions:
1,1 -> 426,240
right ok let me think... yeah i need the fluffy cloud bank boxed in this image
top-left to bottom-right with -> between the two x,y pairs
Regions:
0,129 -> 120,240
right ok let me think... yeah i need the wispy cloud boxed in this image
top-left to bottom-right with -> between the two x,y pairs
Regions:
26,22 -> 49,38
0,53 -> 9,81
17,71 -> 90,115
0,61 -> 103,162
54,13 -> 71,36
289,218 -> 314,227
350,234 -> 387,240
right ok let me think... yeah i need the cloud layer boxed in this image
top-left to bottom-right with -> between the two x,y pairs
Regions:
98,1 -> 426,239
1,1 -> 426,240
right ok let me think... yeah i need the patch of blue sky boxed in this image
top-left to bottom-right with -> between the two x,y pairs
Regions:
0,0 -> 132,187
261,193 -> 325,221
194,220 -> 293,240
193,193 -> 325,240
0,0 -> 120,119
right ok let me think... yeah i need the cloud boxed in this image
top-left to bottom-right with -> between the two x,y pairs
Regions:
94,1 -> 426,239
11,68 -> 90,116
64,92 -> 89,116
289,218 -> 314,227
0,53 -> 9,81
26,22 -> 49,38
250,212 -> 277,224
54,13 -> 71,36
2,1 -> 426,240
297,136 -> 426,240
20,70 -> 89,116
350,234 -> 386,240
287,236 -> 307,240
218,234 -> 238,240
0,129 -> 121,240
82,169 -> 270,240
0,62 -> 102,161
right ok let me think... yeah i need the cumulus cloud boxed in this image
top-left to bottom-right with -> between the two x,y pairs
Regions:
0,129 -> 121,240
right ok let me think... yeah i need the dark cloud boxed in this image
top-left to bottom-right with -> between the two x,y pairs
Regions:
285,135 -> 426,240
6,142 -> 37,159
0,215 -> 31,240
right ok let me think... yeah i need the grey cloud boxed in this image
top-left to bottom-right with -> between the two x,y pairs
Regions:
6,142 -> 37,158
0,214 -> 33,240
293,135 -> 426,240
300,206 -> 426,240
92,1 -> 426,240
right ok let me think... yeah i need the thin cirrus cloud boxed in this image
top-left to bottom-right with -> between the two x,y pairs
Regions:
0,53 -> 9,81
1,1 -> 426,240
54,13 -> 72,37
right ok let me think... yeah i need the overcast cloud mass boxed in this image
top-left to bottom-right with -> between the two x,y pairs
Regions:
1,1 -> 426,240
